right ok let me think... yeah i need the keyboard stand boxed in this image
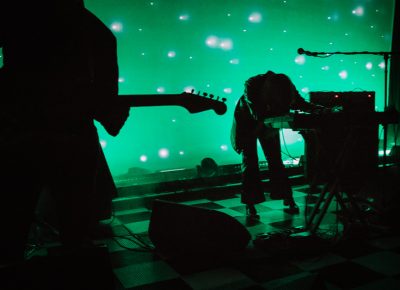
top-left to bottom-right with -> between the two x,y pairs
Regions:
306,179 -> 367,235
305,126 -> 369,236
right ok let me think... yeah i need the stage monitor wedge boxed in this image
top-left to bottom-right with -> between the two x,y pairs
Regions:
149,199 -> 251,257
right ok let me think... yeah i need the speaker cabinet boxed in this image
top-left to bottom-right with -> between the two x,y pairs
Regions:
309,91 -> 375,112
148,200 -> 251,257
305,91 -> 378,186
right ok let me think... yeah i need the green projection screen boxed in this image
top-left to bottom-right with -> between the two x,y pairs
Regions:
2,0 -> 394,177
85,0 -> 395,177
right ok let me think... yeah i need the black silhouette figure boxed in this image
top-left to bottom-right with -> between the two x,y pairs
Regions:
231,71 -> 325,220
0,1 -> 129,265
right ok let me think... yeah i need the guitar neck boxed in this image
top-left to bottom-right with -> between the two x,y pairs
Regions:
118,92 -> 227,115
119,94 -> 183,107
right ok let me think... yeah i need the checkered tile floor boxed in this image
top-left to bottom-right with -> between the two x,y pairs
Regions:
95,185 -> 400,290
4,182 -> 398,289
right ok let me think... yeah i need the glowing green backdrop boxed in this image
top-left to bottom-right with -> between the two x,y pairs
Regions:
2,0 -> 393,176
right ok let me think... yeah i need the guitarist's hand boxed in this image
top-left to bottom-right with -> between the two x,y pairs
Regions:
95,104 -> 130,137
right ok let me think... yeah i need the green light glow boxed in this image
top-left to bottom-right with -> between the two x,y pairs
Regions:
2,0 -> 395,176
91,0 -> 396,176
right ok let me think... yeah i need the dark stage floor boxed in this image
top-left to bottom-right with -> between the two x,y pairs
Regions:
3,165 -> 400,290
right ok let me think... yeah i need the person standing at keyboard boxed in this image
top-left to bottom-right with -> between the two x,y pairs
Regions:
231,71 -> 324,219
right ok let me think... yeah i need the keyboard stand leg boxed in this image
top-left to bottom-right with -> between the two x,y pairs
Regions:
308,181 -> 339,234
307,179 -> 368,235
306,183 -> 328,230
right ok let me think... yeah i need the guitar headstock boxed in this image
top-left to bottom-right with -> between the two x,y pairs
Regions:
179,90 -> 227,115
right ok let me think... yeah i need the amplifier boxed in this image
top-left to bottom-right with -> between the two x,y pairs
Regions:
304,91 -> 378,188
309,91 -> 375,112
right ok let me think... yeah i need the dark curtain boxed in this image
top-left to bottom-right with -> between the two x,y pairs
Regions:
389,0 -> 400,145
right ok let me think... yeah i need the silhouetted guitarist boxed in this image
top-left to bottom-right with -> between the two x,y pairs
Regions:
0,0 -> 129,265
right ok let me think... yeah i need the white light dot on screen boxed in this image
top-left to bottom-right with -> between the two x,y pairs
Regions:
179,151 -> 185,155
118,77 -> 125,83
158,148 -> 169,158
219,38 -> 233,50
248,12 -> 262,23
179,14 -> 189,21
99,140 -> 107,148
229,58 -> 240,65
184,86 -> 195,93
366,62 -> 373,70
220,144 -> 228,151
242,29 -> 247,32
370,25 -> 375,29
283,29 -> 287,33
352,6 -> 364,16
339,70 -> 348,79
227,13 -> 231,17
301,87 -> 310,94
167,51 -> 176,58
110,22 -> 123,32
157,87 -> 165,93
379,62 -> 385,69
321,66 -> 330,71
189,56 -> 193,60
330,13 -> 340,21
206,84 -> 211,88
269,48 -> 274,51
140,155 -> 148,162
149,2 -> 154,6
138,28 -> 143,32
294,55 -> 306,65
141,52 -> 146,56
206,35 -> 219,48
223,88 -> 232,94
171,119 -> 176,123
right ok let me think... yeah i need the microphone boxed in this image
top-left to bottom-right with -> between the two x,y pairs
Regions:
297,48 -> 305,55
297,48 -> 318,56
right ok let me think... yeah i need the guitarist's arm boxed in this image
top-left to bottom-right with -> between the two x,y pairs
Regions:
84,8 -> 130,136
94,101 -> 130,137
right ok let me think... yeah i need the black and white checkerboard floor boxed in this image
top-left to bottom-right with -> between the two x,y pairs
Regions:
96,185 -> 400,290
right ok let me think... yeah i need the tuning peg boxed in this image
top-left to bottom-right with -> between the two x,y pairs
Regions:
203,92 -> 208,97
191,89 -> 194,94
221,97 -> 227,102
209,94 -> 215,99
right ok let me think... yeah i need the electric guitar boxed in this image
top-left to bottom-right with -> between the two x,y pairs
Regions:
119,90 -> 227,115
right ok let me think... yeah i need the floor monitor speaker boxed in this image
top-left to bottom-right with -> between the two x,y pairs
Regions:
149,199 -> 251,256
